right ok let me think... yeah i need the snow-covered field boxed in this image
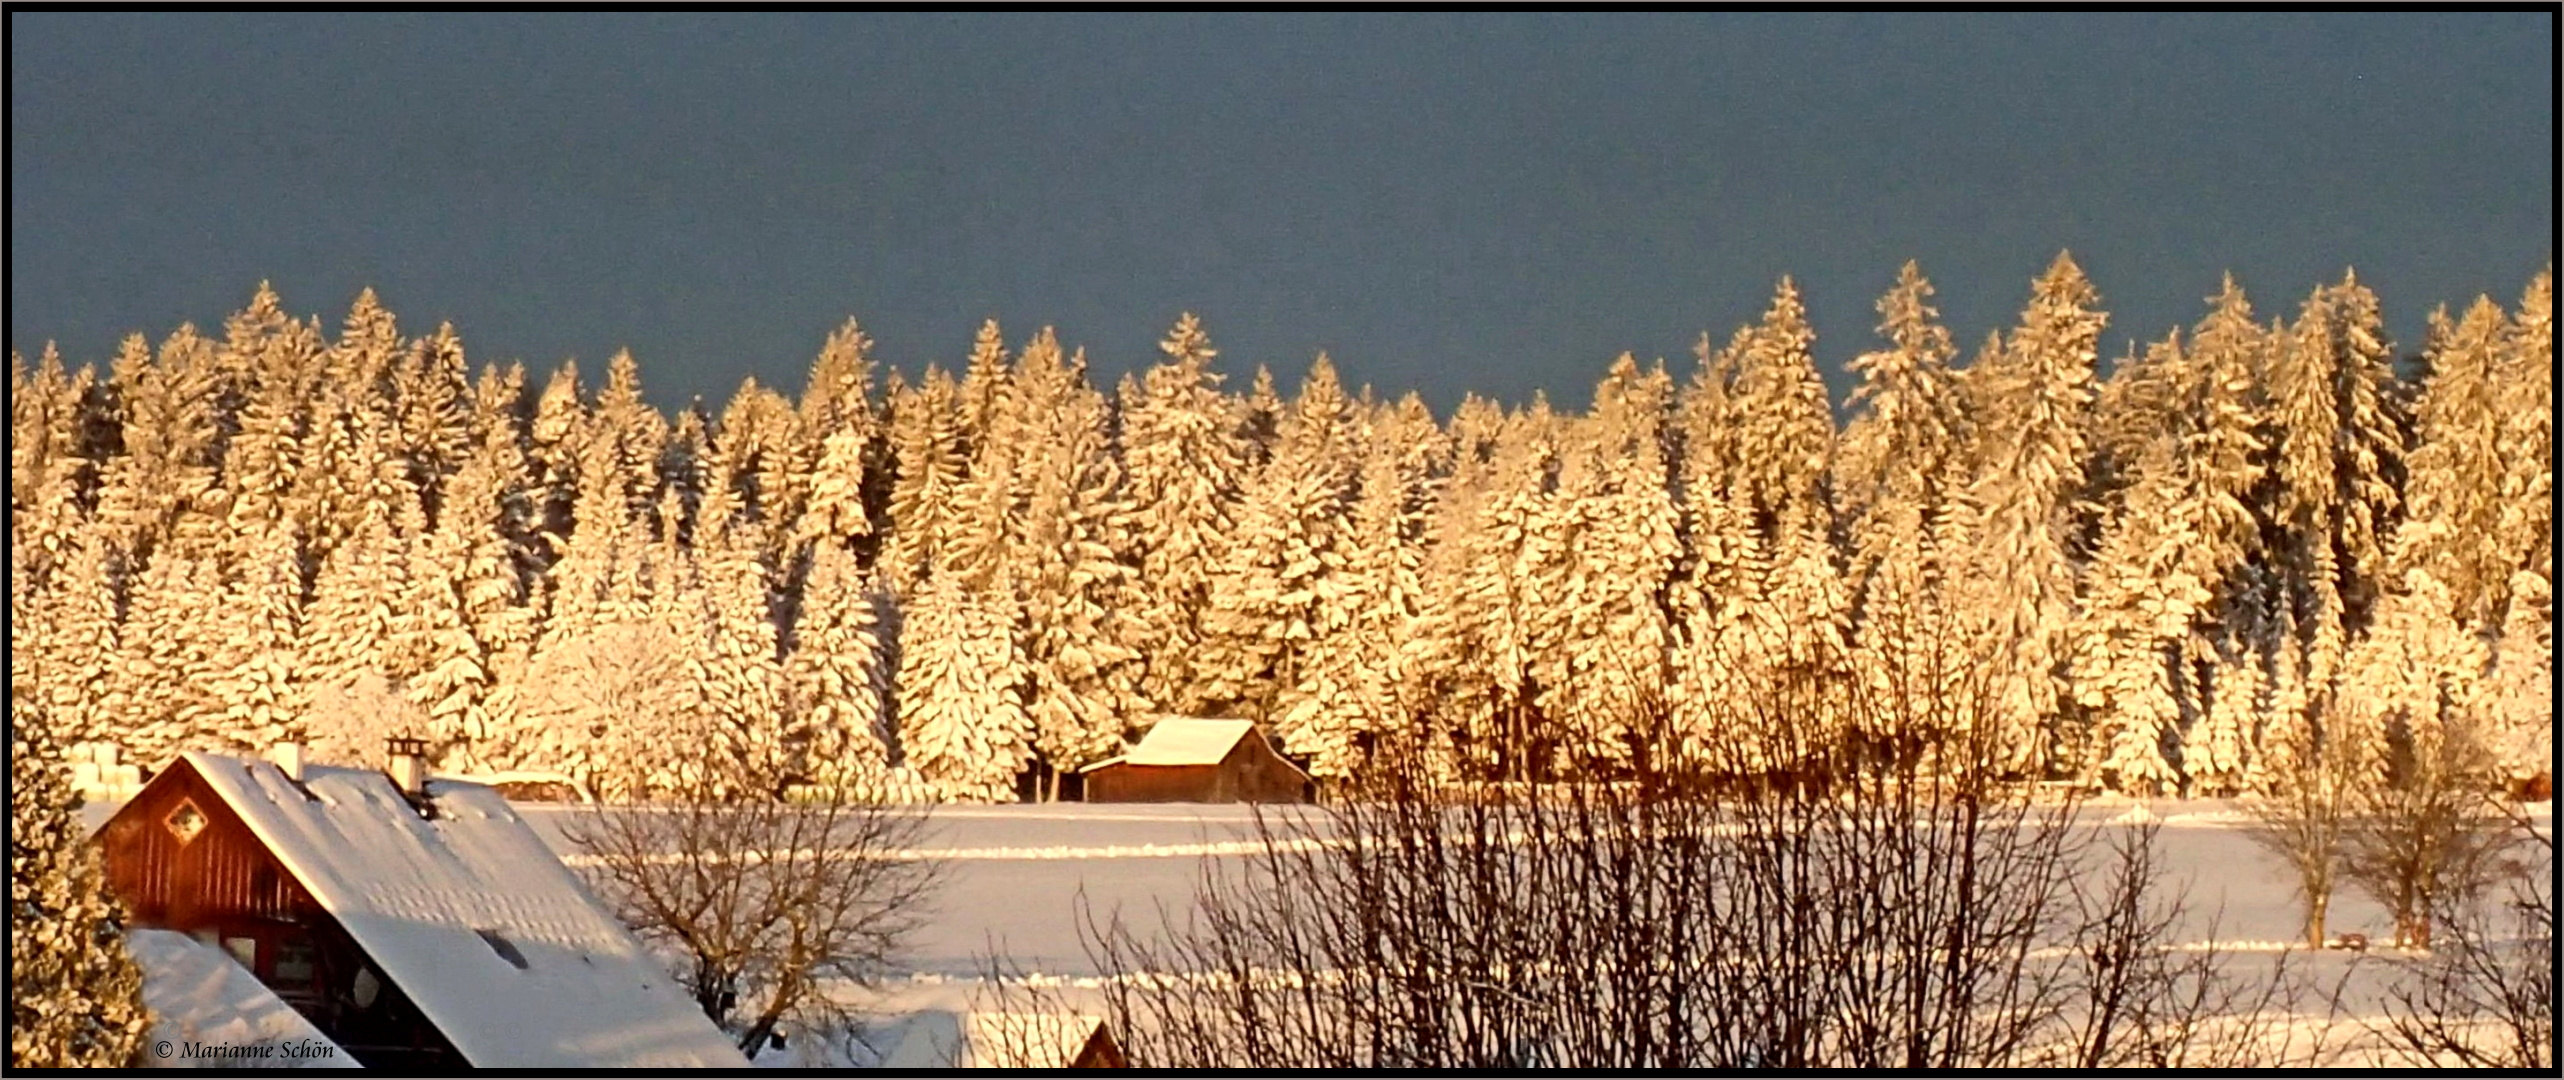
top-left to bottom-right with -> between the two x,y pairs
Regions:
507,798 -> 2552,979
515,797 -> 2547,1067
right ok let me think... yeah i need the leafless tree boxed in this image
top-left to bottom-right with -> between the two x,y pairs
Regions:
2374,802 -> 2553,1068
2239,722 -> 2360,949
564,757 -> 943,1055
2340,715 -> 2507,949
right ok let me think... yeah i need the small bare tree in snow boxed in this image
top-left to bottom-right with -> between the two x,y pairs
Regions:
565,753 -> 944,1056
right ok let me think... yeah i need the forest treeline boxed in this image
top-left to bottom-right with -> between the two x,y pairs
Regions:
8,254 -> 2551,801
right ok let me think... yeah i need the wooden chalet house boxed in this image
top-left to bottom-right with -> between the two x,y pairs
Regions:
93,742 -> 746,1069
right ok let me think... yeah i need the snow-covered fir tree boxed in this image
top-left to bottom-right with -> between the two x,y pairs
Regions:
10,608 -> 149,1069
1959,252 -> 2105,777
1117,313 -> 1246,717
894,569 -> 1034,801
1205,353 -> 1359,731
881,364 -> 968,591
1006,332 -> 1150,790
1837,263 -> 1972,737
796,319 -> 885,558
785,537 -> 894,790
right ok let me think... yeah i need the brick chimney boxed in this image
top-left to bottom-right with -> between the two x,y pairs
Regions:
386,736 -> 430,799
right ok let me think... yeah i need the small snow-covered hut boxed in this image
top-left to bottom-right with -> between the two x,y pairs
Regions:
1078,719 -> 1313,803
94,747 -> 746,1069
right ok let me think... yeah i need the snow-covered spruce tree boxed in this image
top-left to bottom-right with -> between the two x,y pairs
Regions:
292,290 -> 425,570
1287,394 -> 1444,780
11,345 -> 96,545
1409,393 -> 1506,743
1438,399 -> 1568,778
1538,355 -> 1683,770
713,377 -> 813,567
2480,570 -> 2553,787
10,623 -> 148,1069
406,364 -> 538,769
2489,270 -> 2552,594
1206,354 -> 1359,733
880,364 -> 968,592
684,429 -> 792,797
1837,263 -> 1973,744
2395,298 -> 2517,630
302,496 -> 417,693
2148,281 -> 2277,790
2336,539 -> 2487,787
894,569 -> 1034,802
28,518 -> 122,748
93,327 -> 220,585
393,323 -> 475,531
2177,279 -> 2271,586
2263,273 -> 2405,775
2481,271 -> 2553,786
108,509 -> 233,764
795,319 -> 885,561
1008,332 -> 1150,790
204,522 -> 309,753
1236,363 -> 1286,474
1674,287 -> 1848,773
525,359 -> 586,583
1118,314 -> 1247,717
1733,279 -> 1836,540
1958,252 -> 2106,777
943,323 -> 1026,596
544,350 -> 664,641
785,538 -> 894,791
2071,428 -> 2203,794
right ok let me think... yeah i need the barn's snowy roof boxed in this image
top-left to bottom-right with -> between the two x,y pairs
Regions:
1082,718 -> 1260,771
870,1009 -> 1113,1068
128,928 -> 358,1070
171,751 -> 746,1068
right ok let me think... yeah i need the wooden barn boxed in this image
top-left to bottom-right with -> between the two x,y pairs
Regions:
1079,719 -> 1313,804
871,1010 -> 1128,1068
93,744 -> 746,1069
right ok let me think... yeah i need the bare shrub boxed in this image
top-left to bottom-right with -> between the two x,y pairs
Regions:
998,638 -> 2306,1068
564,758 -> 943,1055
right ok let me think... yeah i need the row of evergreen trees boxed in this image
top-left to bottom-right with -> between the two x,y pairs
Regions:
9,255 -> 2550,800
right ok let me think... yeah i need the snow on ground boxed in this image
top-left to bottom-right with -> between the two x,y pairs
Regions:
95,791 -> 2544,1066
509,798 -> 2550,980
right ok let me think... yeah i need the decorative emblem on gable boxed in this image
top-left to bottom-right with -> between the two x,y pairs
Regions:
164,799 -> 208,845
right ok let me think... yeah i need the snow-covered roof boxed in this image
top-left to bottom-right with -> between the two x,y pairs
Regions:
1085,718 -> 1261,770
870,1009 -> 1114,1068
170,752 -> 746,1068
128,928 -> 358,1070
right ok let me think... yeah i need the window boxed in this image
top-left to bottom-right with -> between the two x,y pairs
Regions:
273,937 -> 317,984
163,800 -> 207,845
475,928 -> 529,970
222,936 -> 257,970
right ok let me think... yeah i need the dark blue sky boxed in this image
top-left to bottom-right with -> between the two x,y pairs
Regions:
11,12 -> 2552,414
